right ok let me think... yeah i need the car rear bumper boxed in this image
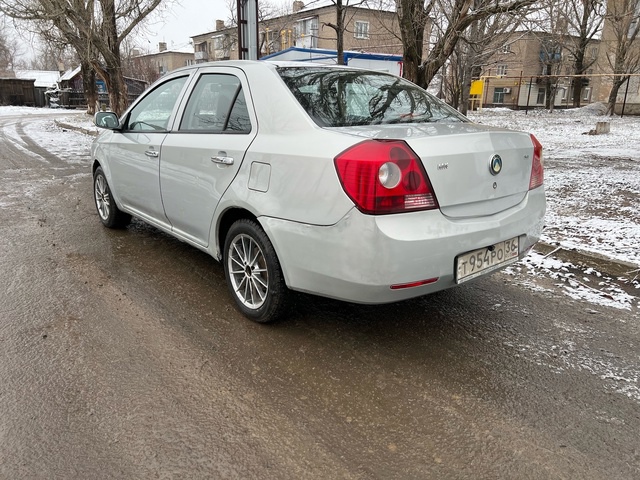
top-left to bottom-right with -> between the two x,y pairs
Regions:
260,187 -> 545,304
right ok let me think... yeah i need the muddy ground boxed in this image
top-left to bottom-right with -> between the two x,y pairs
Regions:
1,112 -> 639,479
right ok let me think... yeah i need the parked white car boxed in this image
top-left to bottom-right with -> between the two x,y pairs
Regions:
91,60 -> 545,323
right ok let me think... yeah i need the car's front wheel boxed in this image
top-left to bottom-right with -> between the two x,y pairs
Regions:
223,219 -> 288,323
93,166 -> 131,229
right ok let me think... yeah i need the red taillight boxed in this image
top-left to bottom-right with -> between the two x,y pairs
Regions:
334,140 -> 438,215
529,134 -> 544,190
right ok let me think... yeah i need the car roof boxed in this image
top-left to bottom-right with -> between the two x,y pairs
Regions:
168,60 -> 374,76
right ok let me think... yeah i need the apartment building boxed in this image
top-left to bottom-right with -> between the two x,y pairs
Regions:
191,1 -> 408,63
132,43 -> 196,83
595,0 -> 640,114
474,31 -> 601,109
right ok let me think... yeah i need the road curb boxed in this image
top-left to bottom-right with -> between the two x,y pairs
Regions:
535,241 -> 638,279
54,119 -> 98,137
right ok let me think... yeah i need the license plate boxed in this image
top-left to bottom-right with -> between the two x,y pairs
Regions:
456,237 -> 519,283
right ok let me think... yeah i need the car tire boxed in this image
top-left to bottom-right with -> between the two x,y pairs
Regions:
223,219 -> 288,323
93,166 -> 131,229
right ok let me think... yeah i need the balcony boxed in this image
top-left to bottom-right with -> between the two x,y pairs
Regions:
214,50 -> 230,60
194,51 -> 209,61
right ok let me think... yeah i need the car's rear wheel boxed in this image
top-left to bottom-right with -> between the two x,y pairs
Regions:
93,166 -> 131,229
223,219 -> 288,323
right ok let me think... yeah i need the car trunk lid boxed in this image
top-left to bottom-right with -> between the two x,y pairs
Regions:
331,123 -> 535,218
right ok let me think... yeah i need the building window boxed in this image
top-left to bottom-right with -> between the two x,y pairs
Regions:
583,87 -> 592,101
354,21 -> 369,39
561,87 -> 573,101
496,64 -> 508,76
501,44 -> 511,53
296,17 -> 318,48
213,34 -> 231,60
536,88 -> 546,105
493,87 -> 505,104
262,29 -> 278,54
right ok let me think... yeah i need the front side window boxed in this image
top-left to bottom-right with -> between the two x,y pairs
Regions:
354,21 -> 369,39
180,74 -> 251,133
126,76 -> 188,131
278,67 -> 467,127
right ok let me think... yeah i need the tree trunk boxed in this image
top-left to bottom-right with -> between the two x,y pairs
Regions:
572,51 -> 586,108
336,0 -> 345,65
107,63 -> 129,116
459,63 -> 473,115
98,0 -> 129,115
396,0 -> 427,85
606,76 -> 627,116
81,61 -> 98,115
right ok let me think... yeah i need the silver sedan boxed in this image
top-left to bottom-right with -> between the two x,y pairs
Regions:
91,60 -> 545,323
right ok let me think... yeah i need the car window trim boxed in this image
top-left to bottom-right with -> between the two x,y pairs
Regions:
121,73 -> 193,133
176,71 -> 252,135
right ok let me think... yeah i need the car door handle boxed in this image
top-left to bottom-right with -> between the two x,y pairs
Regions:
211,155 -> 234,165
144,150 -> 159,158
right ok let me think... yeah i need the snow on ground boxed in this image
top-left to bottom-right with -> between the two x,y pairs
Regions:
469,105 -> 639,311
469,105 -> 640,268
1,105 -> 638,311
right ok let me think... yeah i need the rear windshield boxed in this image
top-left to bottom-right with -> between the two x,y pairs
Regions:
277,67 -> 467,127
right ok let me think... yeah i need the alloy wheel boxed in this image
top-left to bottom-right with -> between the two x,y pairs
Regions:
94,174 -> 111,221
227,233 -> 269,309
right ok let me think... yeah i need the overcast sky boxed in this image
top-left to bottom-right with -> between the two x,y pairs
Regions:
138,0 -> 230,53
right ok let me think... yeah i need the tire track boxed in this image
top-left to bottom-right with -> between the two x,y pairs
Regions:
0,115 -> 80,180
0,118 -> 36,170
15,121 -> 68,168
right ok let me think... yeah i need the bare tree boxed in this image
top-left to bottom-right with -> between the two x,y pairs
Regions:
129,55 -> 159,84
224,0 -> 287,56
0,14 -> 23,71
318,0 -> 372,64
451,1 -> 533,114
1,1 -> 105,113
396,0 -> 537,89
28,23 -> 78,70
532,0 -> 604,108
562,0 -> 604,107
0,0 -> 164,115
321,0 -> 348,64
603,0 -> 640,114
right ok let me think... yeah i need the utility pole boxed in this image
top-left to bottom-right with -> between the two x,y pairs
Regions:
237,0 -> 259,60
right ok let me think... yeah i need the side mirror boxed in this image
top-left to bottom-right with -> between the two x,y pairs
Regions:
95,111 -> 120,129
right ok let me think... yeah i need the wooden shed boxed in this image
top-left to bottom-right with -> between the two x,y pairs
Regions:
0,78 -> 36,106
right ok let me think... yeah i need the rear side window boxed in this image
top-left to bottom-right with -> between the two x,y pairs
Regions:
180,74 -> 251,133
277,67 -> 467,127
